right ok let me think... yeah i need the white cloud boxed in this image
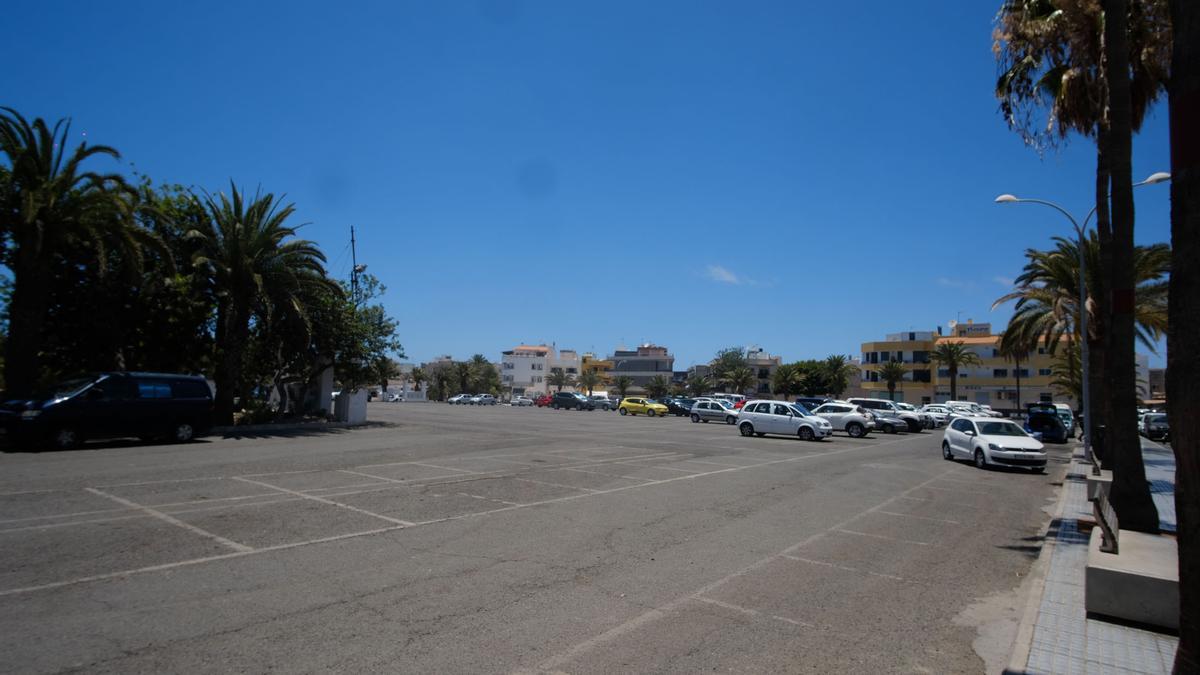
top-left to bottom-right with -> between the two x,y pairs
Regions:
993,276 -> 1014,287
706,265 -> 741,284
936,277 -> 974,290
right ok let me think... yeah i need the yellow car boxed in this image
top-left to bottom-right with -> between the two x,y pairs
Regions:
618,397 -> 669,417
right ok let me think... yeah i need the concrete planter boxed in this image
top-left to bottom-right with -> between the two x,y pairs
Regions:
334,389 -> 369,424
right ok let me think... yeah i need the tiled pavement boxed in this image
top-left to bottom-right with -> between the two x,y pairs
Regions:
1019,440 -> 1178,674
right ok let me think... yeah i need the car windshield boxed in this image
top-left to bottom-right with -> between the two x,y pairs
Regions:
979,421 -> 1028,437
897,403 -> 914,411
35,377 -> 96,400
1147,414 -> 1167,424
790,405 -> 811,417
716,400 -> 734,409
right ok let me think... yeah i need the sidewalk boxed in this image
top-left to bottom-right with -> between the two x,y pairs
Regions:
1011,441 -> 1179,674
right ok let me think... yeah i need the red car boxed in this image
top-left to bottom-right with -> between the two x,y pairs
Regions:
733,399 -> 748,410
534,394 -> 553,407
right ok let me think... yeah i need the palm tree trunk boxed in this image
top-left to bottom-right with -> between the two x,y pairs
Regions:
1104,0 -> 1158,532
1167,0 -> 1200,665
3,241 -> 50,398
1093,121 -> 1113,468
212,300 -> 248,426
1015,354 -> 1022,411
949,368 -> 958,401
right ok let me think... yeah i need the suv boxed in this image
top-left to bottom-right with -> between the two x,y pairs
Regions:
471,394 -> 497,405
551,392 -> 594,410
689,399 -> 738,424
848,398 -> 924,433
0,372 -> 213,450
809,402 -> 875,438
737,400 -> 832,441
588,395 -> 615,411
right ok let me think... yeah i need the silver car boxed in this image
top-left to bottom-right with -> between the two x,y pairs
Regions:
689,399 -> 738,425
511,396 -> 534,406
810,402 -> 875,438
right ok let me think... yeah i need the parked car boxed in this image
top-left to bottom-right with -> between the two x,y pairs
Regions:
448,393 -> 472,404
689,399 -> 738,424
0,372 -> 214,450
943,417 -> 1047,472
794,397 -> 831,411
551,392 -> 594,410
917,404 -> 952,426
386,392 -> 403,402
663,398 -> 695,416
586,396 -> 614,411
895,402 -> 938,428
470,394 -> 496,405
1025,411 -> 1069,443
1139,413 -> 1169,441
534,394 -> 553,407
946,400 -> 1002,417
736,400 -> 832,441
809,402 -> 875,438
511,396 -> 534,407
618,397 -> 667,417
848,398 -> 923,433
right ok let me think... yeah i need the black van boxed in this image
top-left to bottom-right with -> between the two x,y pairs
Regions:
1,372 -> 213,450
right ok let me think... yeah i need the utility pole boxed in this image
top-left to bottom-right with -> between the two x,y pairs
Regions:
350,225 -> 359,299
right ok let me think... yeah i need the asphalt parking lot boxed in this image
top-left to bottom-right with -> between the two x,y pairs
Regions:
0,402 -> 1072,673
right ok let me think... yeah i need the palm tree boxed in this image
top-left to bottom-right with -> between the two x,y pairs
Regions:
613,375 -> 633,399
930,342 -> 982,401
409,367 -> 425,392
189,184 -> 335,423
546,369 -> 575,392
0,108 -> 163,396
771,364 -> 802,399
723,366 -> 756,396
644,374 -> 671,399
1050,341 -> 1083,403
877,361 -> 908,401
686,374 -> 711,397
576,370 -> 601,395
823,355 -> 858,398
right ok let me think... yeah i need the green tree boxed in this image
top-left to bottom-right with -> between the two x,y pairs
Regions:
0,108 -> 162,396
644,374 -> 671,399
468,354 -> 501,395
1050,340 -> 1083,403
546,369 -> 575,392
613,375 -> 633,398
188,183 -> 336,424
877,361 -> 908,401
930,342 -> 982,401
409,367 -> 425,392
686,374 -> 711,397
770,363 -> 798,398
822,355 -> 858,398
723,366 -> 756,396
576,370 -> 601,395
710,347 -> 748,390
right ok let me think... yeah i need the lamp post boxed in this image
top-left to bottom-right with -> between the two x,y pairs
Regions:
994,171 -> 1170,469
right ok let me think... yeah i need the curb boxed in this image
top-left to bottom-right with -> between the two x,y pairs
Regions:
1005,446 -> 1086,673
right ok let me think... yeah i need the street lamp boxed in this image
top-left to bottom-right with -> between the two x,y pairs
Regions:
994,172 -> 1170,470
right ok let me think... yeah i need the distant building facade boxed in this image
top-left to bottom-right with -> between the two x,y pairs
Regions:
609,344 -> 674,393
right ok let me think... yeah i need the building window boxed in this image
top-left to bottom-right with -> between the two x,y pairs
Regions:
913,351 -> 928,364
757,369 -> 770,379
938,369 -> 950,378
880,352 -> 890,362
909,332 -> 916,341
912,370 -> 931,383
992,349 -> 1000,358
993,368 -> 1008,378
1038,368 -> 1052,376
896,351 -> 904,362
1017,369 -> 1030,377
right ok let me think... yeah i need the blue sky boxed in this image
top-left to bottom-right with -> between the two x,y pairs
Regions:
4,1 -> 1172,367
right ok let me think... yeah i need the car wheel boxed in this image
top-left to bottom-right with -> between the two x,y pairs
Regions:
974,448 -> 988,470
846,422 -> 865,438
619,408 -> 627,416
647,409 -> 656,417
755,432 -> 765,437
942,441 -> 953,460
739,422 -> 755,437
691,413 -> 700,423
172,422 -> 195,443
882,423 -> 895,434
725,416 -> 736,425
51,427 -> 81,450
798,426 -> 815,441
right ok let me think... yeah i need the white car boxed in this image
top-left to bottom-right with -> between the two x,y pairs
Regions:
511,396 -> 534,407
945,400 -> 1002,418
471,394 -> 497,405
386,392 -> 403,402
918,404 -> 953,426
809,402 -> 875,438
448,393 -> 472,404
736,400 -> 832,442
895,402 -> 939,428
943,416 -> 1047,472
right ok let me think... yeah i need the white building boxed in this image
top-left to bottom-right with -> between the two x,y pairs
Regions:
499,345 -> 583,397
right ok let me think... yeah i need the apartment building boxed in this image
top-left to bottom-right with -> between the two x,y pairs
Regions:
860,322 -> 1074,409
499,344 -> 550,396
609,344 -> 674,392
745,345 -> 782,396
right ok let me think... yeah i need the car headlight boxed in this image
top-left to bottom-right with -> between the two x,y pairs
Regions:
20,410 -> 41,419
987,443 -> 1002,451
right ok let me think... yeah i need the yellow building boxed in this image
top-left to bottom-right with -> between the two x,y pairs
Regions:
860,322 -> 1075,410
581,353 -> 613,393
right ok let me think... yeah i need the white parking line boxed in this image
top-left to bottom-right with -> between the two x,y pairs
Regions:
513,477 -> 598,493
232,477 -> 416,527
692,596 -> 813,628
93,476 -> 229,487
832,529 -> 930,546
84,488 -> 253,553
780,554 -> 905,581
874,510 -> 961,525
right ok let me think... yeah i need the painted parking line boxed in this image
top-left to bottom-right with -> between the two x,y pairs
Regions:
84,488 -> 253,553
779,554 -> 905,581
692,595 -> 813,628
232,477 -> 416,527
874,510 -> 961,525
513,477 -> 599,494
831,529 -> 931,546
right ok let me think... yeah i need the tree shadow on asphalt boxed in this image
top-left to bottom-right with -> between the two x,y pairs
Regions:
995,534 -> 1046,559
1,422 -> 398,452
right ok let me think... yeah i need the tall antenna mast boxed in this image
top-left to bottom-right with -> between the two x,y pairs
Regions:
350,225 -> 359,298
